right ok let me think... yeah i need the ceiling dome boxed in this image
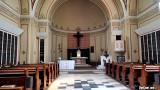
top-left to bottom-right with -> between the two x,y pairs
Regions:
52,0 -> 107,31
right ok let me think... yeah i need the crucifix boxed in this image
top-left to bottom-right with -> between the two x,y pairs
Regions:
73,31 -> 83,49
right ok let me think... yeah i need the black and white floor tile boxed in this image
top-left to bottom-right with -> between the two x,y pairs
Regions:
48,70 -> 130,90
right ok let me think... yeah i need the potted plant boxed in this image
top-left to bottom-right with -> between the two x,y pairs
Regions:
40,61 -> 44,64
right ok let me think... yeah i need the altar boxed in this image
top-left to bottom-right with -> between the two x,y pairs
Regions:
67,31 -> 90,64
71,57 -> 88,64
58,60 -> 75,69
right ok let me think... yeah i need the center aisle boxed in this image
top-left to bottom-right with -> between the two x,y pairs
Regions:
48,70 -> 130,90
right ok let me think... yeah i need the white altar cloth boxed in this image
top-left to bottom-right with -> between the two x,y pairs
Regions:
58,60 -> 75,69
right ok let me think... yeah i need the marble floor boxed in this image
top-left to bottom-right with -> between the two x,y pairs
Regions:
48,70 -> 131,90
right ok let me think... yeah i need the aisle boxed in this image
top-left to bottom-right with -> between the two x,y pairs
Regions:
48,70 -> 130,90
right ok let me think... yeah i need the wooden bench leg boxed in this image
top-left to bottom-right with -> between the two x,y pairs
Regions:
52,64 -> 54,82
128,73 -> 135,89
121,68 -> 126,84
116,67 -> 119,81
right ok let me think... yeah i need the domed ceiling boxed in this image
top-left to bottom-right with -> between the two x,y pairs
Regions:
52,0 -> 107,31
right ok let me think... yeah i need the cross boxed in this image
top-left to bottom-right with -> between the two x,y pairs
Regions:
133,50 -> 137,53
22,51 -> 26,55
73,31 -> 83,48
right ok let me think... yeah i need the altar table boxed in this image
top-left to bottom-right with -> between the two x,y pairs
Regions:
70,57 -> 88,64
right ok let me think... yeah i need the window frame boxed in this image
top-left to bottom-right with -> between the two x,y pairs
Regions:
0,29 -> 18,67
140,30 -> 159,64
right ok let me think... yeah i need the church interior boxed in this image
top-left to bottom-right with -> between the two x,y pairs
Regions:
0,0 -> 160,90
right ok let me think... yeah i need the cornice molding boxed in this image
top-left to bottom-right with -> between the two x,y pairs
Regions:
0,19 -> 24,35
135,19 -> 160,35
109,3 -> 159,23
0,1 -> 20,17
51,25 -> 108,33
1,0 -> 159,34
137,3 -> 158,18
1,0 -> 158,22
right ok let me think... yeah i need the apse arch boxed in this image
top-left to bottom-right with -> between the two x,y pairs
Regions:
119,0 -> 127,16
48,0 -> 110,22
51,0 -> 107,31
34,0 -> 125,21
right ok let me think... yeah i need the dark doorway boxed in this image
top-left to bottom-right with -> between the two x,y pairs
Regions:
40,39 -> 44,63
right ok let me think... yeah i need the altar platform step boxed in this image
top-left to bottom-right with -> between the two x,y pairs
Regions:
75,64 -> 91,68
59,69 -> 105,74
96,65 -> 105,69
74,64 -> 95,70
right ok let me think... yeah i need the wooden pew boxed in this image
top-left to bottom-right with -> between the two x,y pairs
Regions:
49,63 -> 54,82
105,62 -> 160,89
116,62 -> 123,81
56,63 -> 59,76
5,62 -> 59,89
15,64 -> 49,89
105,61 -> 108,75
120,62 -> 141,85
153,83 -> 160,90
128,63 -> 142,90
3,62 -> 59,89
111,62 -> 118,78
0,86 -> 23,90
56,62 -> 59,77
52,62 -> 59,79
20,61 -> 54,82
53,63 -> 57,79
0,69 -> 30,90
121,63 -> 130,85
0,66 -> 41,90
105,61 -> 111,75
21,64 -> 52,86
58,63 -> 60,75
138,65 -> 159,88
103,59 -> 107,74
153,67 -> 160,90
49,62 -> 58,79
19,63 -> 57,85
108,62 -> 113,76
23,63 -> 59,83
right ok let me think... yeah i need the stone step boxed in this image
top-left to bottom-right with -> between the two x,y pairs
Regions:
60,69 -> 104,72
75,64 -> 91,67
75,65 -> 91,68
75,64 -> 91,66
96,65 -> 105,69
75,63 -> 89,65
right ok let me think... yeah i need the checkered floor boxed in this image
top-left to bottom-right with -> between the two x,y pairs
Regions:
48,70 -> 130,90
58,80 -> 115,90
